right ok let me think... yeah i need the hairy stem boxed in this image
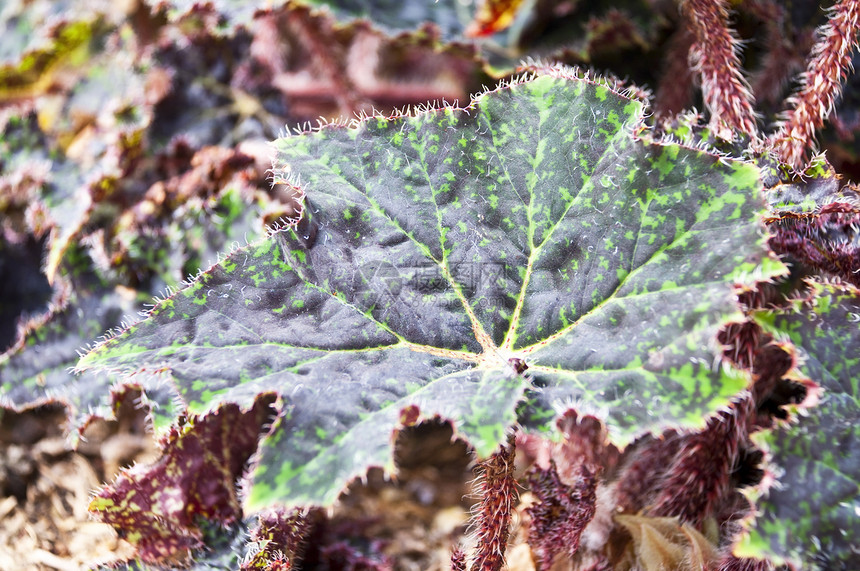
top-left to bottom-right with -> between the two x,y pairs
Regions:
469,437 -> 517,571
682,0 -> 758,140
242,507 -> 321,570
768,0 -> 860,170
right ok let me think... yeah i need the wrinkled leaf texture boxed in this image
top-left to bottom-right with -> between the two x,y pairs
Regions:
740,281 -> 860,570
76,66 -> 782,510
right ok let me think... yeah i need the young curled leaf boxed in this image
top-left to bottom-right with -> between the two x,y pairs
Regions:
526,460 -> 598,569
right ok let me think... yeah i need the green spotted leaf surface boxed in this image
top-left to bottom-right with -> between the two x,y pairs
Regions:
0,184 -> 267,436
77,69 -> 781,510
763,166 -> 860,218
742,282 -> 860,570
0,288 -> 133,427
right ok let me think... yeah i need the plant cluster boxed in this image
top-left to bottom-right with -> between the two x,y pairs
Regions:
0,0 -> 858,570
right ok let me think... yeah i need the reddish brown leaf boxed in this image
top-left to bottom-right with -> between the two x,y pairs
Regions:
768,206 -> 860,287
614,432 -> 683,514
647,406 -> 745,527
89,398 -> 274,564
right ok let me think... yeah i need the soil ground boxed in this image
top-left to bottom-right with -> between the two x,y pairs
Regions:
0,401 -> 156,569
0,404 -> 532,570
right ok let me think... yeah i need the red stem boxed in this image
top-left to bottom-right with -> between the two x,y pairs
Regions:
682,0 -> 759,140
768,0 -> 860,170
469,438 -> 517,571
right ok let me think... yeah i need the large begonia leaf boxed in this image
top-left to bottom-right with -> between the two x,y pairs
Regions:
740,281 -> 860,570
0,277 -> 185,439
76,67 -> 782,511
1,286 -> 127,412
760,158 -> 857,217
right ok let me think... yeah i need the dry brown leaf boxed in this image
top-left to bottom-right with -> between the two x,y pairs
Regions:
614,514 -> 719,571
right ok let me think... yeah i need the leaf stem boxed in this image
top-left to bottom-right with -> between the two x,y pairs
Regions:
653,21 -> 696,120
768,0 -> 860,170
682,0 -> 759,140
468,436 -> 517,571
